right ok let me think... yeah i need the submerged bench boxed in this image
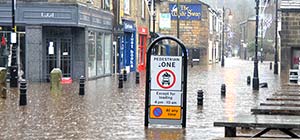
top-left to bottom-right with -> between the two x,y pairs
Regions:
267,96 -> 300,101
214,115 -> 300,138
260,101 -> 300,107
277,89 -> 300,92
251,106 -> 300,115
273,93 -> 300,97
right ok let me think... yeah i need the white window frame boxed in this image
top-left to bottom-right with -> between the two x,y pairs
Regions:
141,0 -> 145,19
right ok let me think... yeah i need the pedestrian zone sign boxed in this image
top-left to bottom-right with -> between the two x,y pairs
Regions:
150,56 -> 182,91
148,55 -> 183,124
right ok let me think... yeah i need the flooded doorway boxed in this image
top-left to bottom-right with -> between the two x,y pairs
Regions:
45,38 -> 72,80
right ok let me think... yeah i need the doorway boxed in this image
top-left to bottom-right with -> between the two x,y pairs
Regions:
45,38 -> 72,80
138,34 -> 147,71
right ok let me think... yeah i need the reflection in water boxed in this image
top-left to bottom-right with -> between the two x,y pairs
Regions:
224,69 -> 238,121
145,128 -> 186,140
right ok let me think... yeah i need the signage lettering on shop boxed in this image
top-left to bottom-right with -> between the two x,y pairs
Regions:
124,23 -> 134,30
41,12 -> 55,18
138,27 -> 148,35
169,4 -> 202,20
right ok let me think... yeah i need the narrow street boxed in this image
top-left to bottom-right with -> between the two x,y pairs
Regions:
0,58 -> 284,139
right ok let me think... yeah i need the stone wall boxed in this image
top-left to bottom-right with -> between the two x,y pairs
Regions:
158,0 -> 210,64
280,10 -> 300,84
25,26 -> 43,81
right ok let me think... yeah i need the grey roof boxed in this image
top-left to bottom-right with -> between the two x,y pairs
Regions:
281,0 -> 300,9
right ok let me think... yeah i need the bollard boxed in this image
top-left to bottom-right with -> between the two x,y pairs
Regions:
19,79 -> 27,106
118,74 -> 123,88
270,62 -> 272,70
191,61 -> 194,68
79,76 -> 85,95
123,70 -> 127,81
221,84 -> 226,96
247,76 -> 251,85
50,68 -> 62,92
197,90 -> 203,106
136,72 -> 140,84
0,67 -> 7,98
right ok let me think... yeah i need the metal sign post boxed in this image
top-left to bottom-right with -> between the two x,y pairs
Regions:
144,36 -> 187,128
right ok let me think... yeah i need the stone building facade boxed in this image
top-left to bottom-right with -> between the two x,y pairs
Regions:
239,16 -> 256,60
157,0 -> 221,64
280,0 -> 300,84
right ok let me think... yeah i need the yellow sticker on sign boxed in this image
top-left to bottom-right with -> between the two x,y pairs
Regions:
150,106 -> 181,120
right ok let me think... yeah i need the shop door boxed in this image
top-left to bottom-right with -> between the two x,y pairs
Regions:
138,35 -> 147,71
45,38 -> 72,80
124,33 -> 131,71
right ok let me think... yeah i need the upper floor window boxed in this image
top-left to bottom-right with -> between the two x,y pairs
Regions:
124,0 -> 130,15
102,0 -> 110,10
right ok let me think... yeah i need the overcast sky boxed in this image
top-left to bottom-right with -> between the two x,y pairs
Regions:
201,0 -> 255,9
200,0 -> 256,22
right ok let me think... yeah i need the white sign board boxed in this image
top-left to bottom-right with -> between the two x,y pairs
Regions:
11,33 -> 17,44
150,91 -> 182,106
160,13 -> 171,29
151,56 -> 182,91
48,42 -> 54,55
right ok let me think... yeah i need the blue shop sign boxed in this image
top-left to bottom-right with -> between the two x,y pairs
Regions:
123,19 -> 136,32
169,4 -> 202,20
119,32 -> 136,72
129,33 -> 136,71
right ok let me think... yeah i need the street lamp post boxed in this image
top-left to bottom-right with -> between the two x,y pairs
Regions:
253,0 -> 260,90
10,0 -> 18,87
221,7 -> 225,67
177,0 -> 180,55
274,0 -> 278,74
221,7 -> 232,67
153,0 -> 156,35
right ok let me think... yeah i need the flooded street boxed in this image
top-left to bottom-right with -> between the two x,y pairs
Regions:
0,58 -> 283,139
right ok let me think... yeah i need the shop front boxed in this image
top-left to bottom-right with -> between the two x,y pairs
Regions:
120,19 -> 136,72
0,3 -> 113,81
137,27 -> 148,71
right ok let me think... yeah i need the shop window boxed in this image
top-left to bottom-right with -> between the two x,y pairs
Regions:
292,48 -> 300,69
102,0 -> 110,10
105,34 -> 112,74
97,33 -> 104,75
88,31 -> 96,77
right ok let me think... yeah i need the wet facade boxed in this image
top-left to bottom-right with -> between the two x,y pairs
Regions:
280,1 -> 300,84
0,1 -> 113,81
115,0 -> 150,73
158,0 -> 221,65
120,19 -> 136,72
